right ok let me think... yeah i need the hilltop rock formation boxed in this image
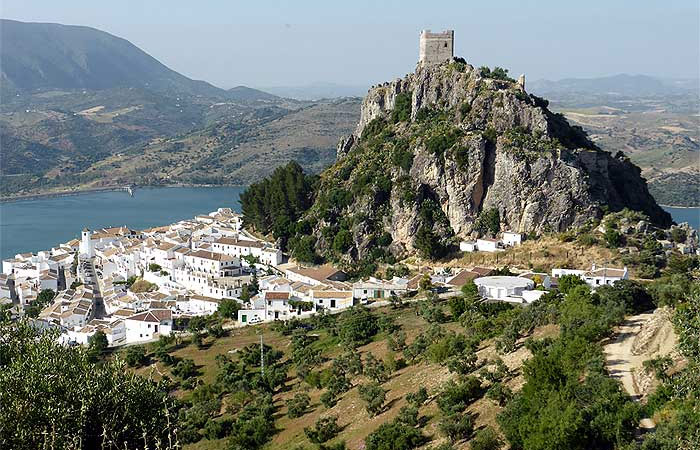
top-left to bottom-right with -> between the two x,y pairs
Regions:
303,59 -> 671,263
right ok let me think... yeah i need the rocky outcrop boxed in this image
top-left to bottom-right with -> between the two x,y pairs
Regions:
310,58 -> 671,260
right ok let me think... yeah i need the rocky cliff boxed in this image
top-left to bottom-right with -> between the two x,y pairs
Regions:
306,59 -> 671,263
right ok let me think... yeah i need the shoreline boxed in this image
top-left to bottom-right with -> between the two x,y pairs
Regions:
0,183 -> 246,204
660,204 -> 700,209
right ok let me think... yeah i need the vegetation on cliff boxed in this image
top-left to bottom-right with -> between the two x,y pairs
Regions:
239,59 -> 670,270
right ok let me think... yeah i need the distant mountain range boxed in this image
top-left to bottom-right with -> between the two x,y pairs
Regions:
259,82 -> 368,100
528,74 -> 698,97
0,19 -> 228,97
0,20 -> 358,199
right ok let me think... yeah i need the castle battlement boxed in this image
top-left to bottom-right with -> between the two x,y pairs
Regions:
419,29 -> 454,66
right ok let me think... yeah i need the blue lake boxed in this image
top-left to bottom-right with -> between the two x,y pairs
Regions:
0,187 -> 245,259
0,186 -> 697,260
662,206 -> 699,231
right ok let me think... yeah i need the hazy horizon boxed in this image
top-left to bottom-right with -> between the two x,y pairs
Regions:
2,1 -> 698,90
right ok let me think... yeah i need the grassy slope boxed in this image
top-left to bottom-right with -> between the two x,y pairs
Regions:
132,303 -> 559,450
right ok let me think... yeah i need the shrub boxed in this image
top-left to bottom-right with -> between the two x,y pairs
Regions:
358,382 -> 387,416
470,426 -> 503,450
364,422 -> 426,450
392,92 -> 412,123
286,392 -> 311,418
406,386 -> 429,408
395,405 -> 419,426
437,376 -> 483,414
124,345 -> 148,367
320,390 -> 338,409
486,382 -> 513,406
439,412 -> 475,442
337,307 -> 379,348
305,416 -> 340,444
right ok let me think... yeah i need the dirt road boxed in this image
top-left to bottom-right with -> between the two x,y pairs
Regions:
604,309 -> 676,401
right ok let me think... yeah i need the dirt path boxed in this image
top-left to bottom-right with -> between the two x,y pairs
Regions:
604,309 -> 676,401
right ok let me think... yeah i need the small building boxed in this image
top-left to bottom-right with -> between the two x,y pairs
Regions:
311,289 -> 353,311
581,265 -> 628,287
473,276 -> 535,303
502,232 -> 523,247
285,265 -> 346,286
476,238 -> 504,253
237,297 -> 266,324
352,277 -> 409,300
124,309 -> 173,343
460,241 -> 477,252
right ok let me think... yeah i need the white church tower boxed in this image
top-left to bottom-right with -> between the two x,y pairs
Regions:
80,228 -> 94,258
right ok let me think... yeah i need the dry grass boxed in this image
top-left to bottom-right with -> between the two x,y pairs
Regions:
136,303 -> 562,450
437,235 -> 626,275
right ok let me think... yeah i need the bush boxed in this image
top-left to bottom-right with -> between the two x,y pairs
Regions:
124,345 -> 148,367
172,358 -> 198,380
320,390 -> 338,409
439,412 -> 475,442
406,387 -> 429,408
305,416 -> 340,444
486,382 -> 513,406
437,376 -> 483,414
337,307 -> 379,348
358,382 -> 387,416
333,229 -> 354,254
392,92 -> 412,123
286,392 -> 311,418
364,422 -> 426,450
470,427 -> 503,450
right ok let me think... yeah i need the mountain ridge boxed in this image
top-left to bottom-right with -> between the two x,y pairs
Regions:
0,19 -> 225,96
276,59 -> 672,265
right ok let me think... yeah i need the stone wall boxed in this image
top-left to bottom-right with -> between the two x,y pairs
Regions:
419,29 -> 454,66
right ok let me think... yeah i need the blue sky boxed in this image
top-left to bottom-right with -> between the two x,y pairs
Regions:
3,0 -> 698,89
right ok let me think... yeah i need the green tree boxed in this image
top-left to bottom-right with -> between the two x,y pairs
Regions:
365,422 -> 426,450
439,412 -> 475,443
218,298 -> 241,319
87,330 -> 108,360
470,426 -> 503,450
286,392 -> 311,418
124,345 -> 147,367
333,229 -> 354,253
0,320 -> 176,450
304,416 -> 340,444
358,382 -> 387,416
337,307 -> 379,348
475,208 -> 500,236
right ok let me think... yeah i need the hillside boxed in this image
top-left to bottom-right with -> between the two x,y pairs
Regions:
527,74 -> 699,206
0,20 -> 360,199
269,60 -> 671,265
0,19 -> 223,96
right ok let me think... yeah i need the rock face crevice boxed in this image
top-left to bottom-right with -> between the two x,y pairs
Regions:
315,59 -> 671,260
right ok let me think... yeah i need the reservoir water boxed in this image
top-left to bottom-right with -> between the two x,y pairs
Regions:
0,186 -> 697,260
0,187 -> 245,260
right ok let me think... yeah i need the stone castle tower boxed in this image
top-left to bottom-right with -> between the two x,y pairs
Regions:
419,29 -> 454,66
